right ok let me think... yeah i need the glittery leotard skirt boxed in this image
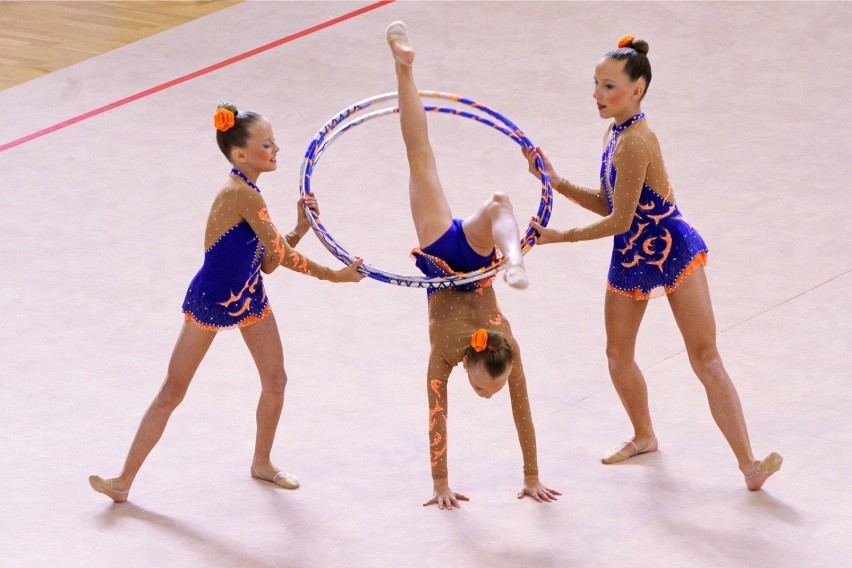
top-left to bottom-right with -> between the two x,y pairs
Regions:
607,200 -> 708,300
182,221 -> 270,330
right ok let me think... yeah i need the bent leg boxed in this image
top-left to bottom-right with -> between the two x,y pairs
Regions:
601,290 -> 658,462
90,320 -> 216,502
239,312 -> 297,488
389,22 -> 452,247
668,267 -> 780,489
463,192 -> 528,288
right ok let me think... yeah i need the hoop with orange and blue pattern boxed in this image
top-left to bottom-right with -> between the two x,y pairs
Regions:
299,91 -> 552,289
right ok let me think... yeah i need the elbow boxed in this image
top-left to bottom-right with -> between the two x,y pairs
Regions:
615,219 -> 633,234
609,212 -> 633,234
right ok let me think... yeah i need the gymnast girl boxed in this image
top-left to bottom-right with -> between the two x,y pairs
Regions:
387,22 -> 559,509
89,104 -> 364,502
522,37 -> 781,490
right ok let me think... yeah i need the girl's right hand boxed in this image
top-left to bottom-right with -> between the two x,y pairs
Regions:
521,146 -> 561,188
330,258 -> 366,283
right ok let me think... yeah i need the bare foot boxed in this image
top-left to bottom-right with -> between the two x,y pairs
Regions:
386,21 -> 415,65
601,436 -> 658,464
504,261 -> 529,289
88,475 -> 129,503
744,452 -> 782,491
251,463 -> 300,490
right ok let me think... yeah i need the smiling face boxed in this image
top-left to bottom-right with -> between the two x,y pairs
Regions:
593,57 -> 646,125
230,117 -> 279,178
463,356 -> 510,399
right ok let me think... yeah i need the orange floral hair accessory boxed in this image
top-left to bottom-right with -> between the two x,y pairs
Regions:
470,328 -> 489,353
618,35 -> 636,48
213,108 -> 236,132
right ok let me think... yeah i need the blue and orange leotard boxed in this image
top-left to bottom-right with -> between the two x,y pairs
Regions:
413,220 -> 539,481
182,220 -> 269,329
182,169 -> 334,331
558,113 -> 707,299
411,218 -> 497,298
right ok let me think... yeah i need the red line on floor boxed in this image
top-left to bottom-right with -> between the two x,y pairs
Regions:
0,0 -> 394,154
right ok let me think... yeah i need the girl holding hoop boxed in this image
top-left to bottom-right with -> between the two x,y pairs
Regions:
387,22 -> 559,509
89,105 -> 364,502
523,37 -> 781,490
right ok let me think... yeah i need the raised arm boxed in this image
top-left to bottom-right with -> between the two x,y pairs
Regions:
235,187 -> 363,282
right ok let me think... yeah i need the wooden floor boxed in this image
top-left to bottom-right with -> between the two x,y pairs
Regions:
0,0 -> 242,91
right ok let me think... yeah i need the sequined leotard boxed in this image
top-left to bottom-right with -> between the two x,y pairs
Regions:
600,114 -> 707,299
560,114 -> 708,300
182,169 -> 335,331
413,221 -> 539,481
182,220 -> 269,329
412,218 -> 497,298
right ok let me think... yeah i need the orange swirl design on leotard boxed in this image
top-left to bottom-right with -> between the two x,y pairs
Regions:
618,222 -> 649,254
621,252 -> 645,268
219,271 -> 261,310
429,378 -> 447,467
647,203 -> 676,225
645,229 -> 672,271
227,298 -> 252,317
288,250 -> 311,274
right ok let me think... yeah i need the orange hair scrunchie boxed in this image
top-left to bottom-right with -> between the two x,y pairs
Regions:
470,328 -> 489,353
213,108 -> 235,132
617,35 -> 636,49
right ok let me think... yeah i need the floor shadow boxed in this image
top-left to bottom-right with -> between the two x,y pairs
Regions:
94,502 -> 283,568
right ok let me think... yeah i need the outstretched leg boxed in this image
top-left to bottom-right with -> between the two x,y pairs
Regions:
668,267 -> 781,490
601,290 -> 658,463
89,320 -> 216,502
239,312 -> 298,489
388,22 -> 528,288
387,21 -> 452,248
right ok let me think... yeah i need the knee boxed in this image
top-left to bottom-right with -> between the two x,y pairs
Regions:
689,344 -> 726,382
262,369 -> 288,398
155,378 -> 188,410
605,345 -> 634,377
487,192 -> 513,214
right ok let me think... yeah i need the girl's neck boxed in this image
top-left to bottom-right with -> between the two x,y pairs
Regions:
230,167 -> 261,191
613,106 -> 642,127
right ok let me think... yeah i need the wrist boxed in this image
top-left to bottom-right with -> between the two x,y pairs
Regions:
432,478 -> 449,491
550,175 -> 564,193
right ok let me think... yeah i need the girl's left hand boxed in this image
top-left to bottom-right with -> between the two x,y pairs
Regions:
517,476 -> 561,503
530,219 -> 567,245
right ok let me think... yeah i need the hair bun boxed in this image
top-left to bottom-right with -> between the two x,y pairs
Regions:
617,35 -> 649,55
